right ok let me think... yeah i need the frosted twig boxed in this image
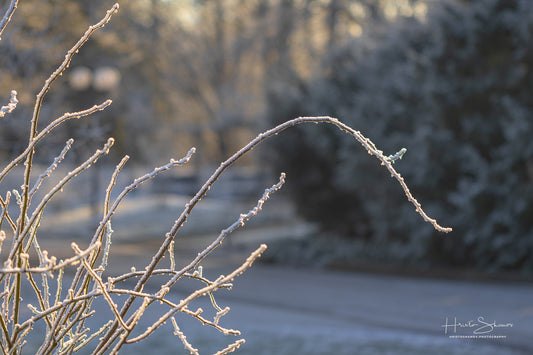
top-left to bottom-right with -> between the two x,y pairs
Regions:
124,116 -> 448,327
104,156 -> 129,218
10,321 -> 32,352
125,244 -> 266,344
68,148 -> 195,295
58,325 -> 91,354
63,149 -> 195,353
30,238 -> 51,313
111,269 -> 232,290
96,112 -> 451,352
72,320 -> 113,353
162,173 -> 285,291
17,4 -> 119,281
22,209 -> 44,255
19,292 -> 99,330
3,7 -> 121,351
0,0 -> 18,39
213,306 -> 230,326
0,192 -> 16,233
8,138 -> 115,260
100,115 -> 450,352
40,305 -> 93,355
214,339 -> 246,355
97,156 -> 129,273
71,243 -> 130,332
29,139 -> 74,198
97,222 -> 113,274
15,12 -> 120,320
68,283 -> 235,344
24,268 -> 52,329
30,139 -> 73,194
180,306 -> 238,335
0,90 -> 18,118
89,147 -> 196,249
386,147 -> 407,163
96,174 -> 283,351
0,242 -> 101,275
0,312 -> 10,349
0,231 -> 5,256
54,268 -> 64,308
30,3 -> 119,132
168,241 -> 175,271
0,100 -> 112,186
171,317 -> 198,355
18,283 -> 182,337
236,116 -> 451,232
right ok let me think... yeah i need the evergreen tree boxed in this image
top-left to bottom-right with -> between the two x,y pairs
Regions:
268,0 -> 533,271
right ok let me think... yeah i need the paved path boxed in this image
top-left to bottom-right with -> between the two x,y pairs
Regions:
34,195 -> 533,354
160,263 -> 532,354
29,236 -> 533,354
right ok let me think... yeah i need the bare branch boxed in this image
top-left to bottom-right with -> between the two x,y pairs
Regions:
0,242 -> 101,275
124,244 -> 267,344
29,138 -> 74,198
0,0 -> 18,39
96,115 -> 451,354
162,173 -> 285,290
8,138 -> 115,260
0,100 -> 112,186
18,3 -> 119,268
31,3 -> 119,128
71,243 -> 130,332
214,339 -> 246,355
171,317 -> 198,355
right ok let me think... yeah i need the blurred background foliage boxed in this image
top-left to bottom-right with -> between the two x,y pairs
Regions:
267,0 -> 533,272
1,0 -> 531,273
0,0 -> 426,165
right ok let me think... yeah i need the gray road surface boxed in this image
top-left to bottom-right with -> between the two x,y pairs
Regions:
31,195 -> 533,354
155,263 -> 532,354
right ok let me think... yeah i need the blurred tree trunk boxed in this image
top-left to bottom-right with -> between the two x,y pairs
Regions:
327,0 -> 342,49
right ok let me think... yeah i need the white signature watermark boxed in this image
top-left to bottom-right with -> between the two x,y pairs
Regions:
441,317 -> 513,339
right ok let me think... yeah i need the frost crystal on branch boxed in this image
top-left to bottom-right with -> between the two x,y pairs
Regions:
387,148 -> 407,163
0,90 -> 18,118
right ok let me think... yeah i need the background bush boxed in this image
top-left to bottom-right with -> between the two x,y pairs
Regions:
267,0 -> 533,272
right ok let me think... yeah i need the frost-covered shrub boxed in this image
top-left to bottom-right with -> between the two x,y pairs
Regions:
0,2 -> 452,352
268,0 -> 533,271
